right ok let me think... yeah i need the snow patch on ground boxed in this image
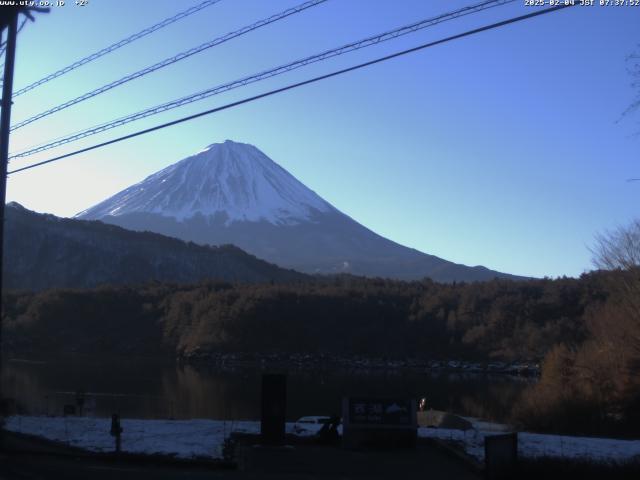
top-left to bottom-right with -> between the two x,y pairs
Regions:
6,415 -> 640,463
418,427 -> 640,463
5,416 -> 261,459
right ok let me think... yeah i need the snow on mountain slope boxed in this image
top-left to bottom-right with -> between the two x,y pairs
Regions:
77,140 -> 333,225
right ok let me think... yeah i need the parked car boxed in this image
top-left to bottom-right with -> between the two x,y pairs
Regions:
292,415 -> 332,434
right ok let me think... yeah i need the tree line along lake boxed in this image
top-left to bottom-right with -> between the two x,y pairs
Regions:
2,356 -> 531,424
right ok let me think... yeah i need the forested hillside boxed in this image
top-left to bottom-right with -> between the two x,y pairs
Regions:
3,203 -> 307,290
1,272 -> 609,361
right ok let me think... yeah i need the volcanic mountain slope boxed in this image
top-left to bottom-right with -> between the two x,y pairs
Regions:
4,202 -> 307,290
77,140 -> 523,282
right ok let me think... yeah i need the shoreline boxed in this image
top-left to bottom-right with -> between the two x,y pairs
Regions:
178,352 -> 541,377
5,353 -> 541,377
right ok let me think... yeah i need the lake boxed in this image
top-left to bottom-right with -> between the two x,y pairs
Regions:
2,357 -> 532,423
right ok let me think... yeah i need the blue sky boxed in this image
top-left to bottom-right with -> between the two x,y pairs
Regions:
5,0 -> 639,278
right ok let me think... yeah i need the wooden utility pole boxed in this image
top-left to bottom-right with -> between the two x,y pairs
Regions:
0,9 -> 19,428
0,6 -> 48,425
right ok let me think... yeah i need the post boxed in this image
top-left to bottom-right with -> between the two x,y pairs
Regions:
485,432 -> 518,480
260,373 -> 286,445
75,390 -> 86,416
110,414 -> 123,453
0,12 -> 19,433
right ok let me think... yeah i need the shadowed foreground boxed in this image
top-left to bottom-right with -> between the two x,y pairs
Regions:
0,431 -> 478,480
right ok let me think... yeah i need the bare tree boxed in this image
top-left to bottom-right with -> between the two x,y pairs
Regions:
590,220 -> 640,319
591,219 -> 640,271
592,219 -> 640,362
624,47 -> 640,113
622,47 -> 640,184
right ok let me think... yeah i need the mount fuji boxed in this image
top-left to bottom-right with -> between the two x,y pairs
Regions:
77,140 -> 521,282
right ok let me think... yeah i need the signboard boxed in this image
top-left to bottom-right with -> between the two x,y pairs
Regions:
342,397 -> 417,449
345,397 -> 415,427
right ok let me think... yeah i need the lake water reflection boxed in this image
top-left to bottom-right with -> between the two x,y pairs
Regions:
2,357 -> 532,423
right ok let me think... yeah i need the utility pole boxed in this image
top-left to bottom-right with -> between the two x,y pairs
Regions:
0,10 -> 19,432
0,7 -> 47,440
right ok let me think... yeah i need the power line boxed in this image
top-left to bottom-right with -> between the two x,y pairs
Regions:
10,0 -> 514,158
8,4 -> 574,175
10,0 -> 328,132
12,0 -> 224,98
17,16 -> 27,33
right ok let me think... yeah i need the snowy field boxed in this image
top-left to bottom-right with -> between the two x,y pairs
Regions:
4,416 -> 263,459
5,415 -> 640,464
418,427 -> 640,463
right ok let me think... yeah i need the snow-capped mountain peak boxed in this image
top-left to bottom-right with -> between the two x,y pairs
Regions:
77,139 -> 522,282
77,140 -> 333,225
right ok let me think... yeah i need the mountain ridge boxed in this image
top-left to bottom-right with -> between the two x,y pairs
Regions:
4,202 -> 308,291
